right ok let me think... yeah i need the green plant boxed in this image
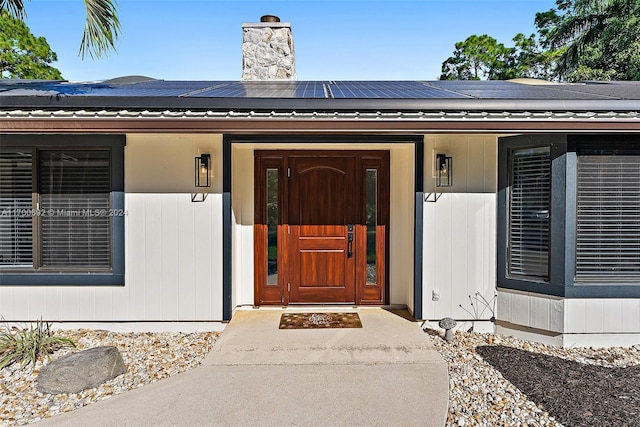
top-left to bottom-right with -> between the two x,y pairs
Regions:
0,318 -> 76,370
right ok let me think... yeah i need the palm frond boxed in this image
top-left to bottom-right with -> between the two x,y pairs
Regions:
550,11 -> 606,47
79,0 -> 121,59
547,0 -> 617,76
557,14 -> 607,73
0,0 -> 26,19
572,0 -> 610,14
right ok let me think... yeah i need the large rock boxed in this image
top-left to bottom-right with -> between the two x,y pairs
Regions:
37,346 -> 126,394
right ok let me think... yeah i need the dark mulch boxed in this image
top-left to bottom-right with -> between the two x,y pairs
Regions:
476,345 -> 640,427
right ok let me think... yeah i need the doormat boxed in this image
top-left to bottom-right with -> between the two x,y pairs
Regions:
279,312 -> 362,329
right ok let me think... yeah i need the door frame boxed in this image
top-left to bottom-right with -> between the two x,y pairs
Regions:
254,150 -> 390,306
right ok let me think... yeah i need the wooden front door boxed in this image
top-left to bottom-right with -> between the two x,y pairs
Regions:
254,151 -> 389,306
288,156 -> 357,303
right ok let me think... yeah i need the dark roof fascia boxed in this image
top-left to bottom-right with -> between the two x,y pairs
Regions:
2,96 -> 640,112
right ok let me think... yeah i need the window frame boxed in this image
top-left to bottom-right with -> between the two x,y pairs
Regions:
506,145 -> 552,282
0,134 -> 125,286
499,134 -> 640,298
498,134 -> 567,297
574,148 -> 640,282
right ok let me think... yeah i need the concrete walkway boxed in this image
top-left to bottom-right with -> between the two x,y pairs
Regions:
37,308 -> 449,427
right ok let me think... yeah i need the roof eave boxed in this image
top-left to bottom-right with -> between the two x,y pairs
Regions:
3,96 -> 640,112
2,116 -> 639,135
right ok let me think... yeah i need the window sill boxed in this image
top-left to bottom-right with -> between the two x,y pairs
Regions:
0,273 -> 124,286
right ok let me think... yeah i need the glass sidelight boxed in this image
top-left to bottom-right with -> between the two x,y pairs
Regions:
266,168 -> 278,285
365,169 -> 378,284
254,155 -> 286,305
359,158 -> 387,305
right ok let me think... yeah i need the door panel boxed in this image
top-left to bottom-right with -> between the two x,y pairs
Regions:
288,157 -> 356,303
299,251 -> 345,286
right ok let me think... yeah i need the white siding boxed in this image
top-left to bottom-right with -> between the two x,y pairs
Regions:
497,289 -> 564,333
498,290 -> 640,337
423,191 -> 498,322
126,192 -> 222,321
498,290 -> 640,346
621,299 -> 640,333
422,135 -> 498,321
423,135 -> 497,319
565,298 -> 640,334
0,134 -> 224,322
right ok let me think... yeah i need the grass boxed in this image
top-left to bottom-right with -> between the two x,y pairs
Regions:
0,318 -> 76,370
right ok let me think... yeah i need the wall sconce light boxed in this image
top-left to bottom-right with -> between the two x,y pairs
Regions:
195,154 -> 211,188
436,153 -> 452,187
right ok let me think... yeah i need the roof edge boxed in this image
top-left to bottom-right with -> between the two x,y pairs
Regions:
2,96 -> 640,112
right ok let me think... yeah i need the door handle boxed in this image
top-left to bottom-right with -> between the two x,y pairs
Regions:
347,224 -> 354,258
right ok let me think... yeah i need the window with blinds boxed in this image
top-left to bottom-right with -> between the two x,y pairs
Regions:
576,154 -> 640,280
0,149 -> 33,268
0,148 -> 112,271
39,151 -> 111,268
508,146 -> 551,280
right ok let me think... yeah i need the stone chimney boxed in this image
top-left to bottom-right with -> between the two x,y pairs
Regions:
241,15 -> 296,81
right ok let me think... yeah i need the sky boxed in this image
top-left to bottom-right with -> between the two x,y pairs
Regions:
23,0 -> 558,82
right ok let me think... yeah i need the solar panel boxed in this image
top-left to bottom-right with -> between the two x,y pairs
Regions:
80,81 -> 230,97
454,88 -> 607,100
0,80 -> 224,97
328,81 -> 467,99
2,79 -> 640,102
0,81 -> 72,96
191,81 -> 327,98
551,83 -> 640,100
425,80 -> 518,90
77,86 -> 199,97
113,80 -> 214,88
294,81 -> 327,98
424,81 -> 616,100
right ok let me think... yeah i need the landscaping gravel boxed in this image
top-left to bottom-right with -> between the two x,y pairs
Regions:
425,327 -> 640,427
3,325 -> 640,427
0,329 -> 218,426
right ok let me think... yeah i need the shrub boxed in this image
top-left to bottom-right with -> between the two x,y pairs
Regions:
0,318 -> 76,369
